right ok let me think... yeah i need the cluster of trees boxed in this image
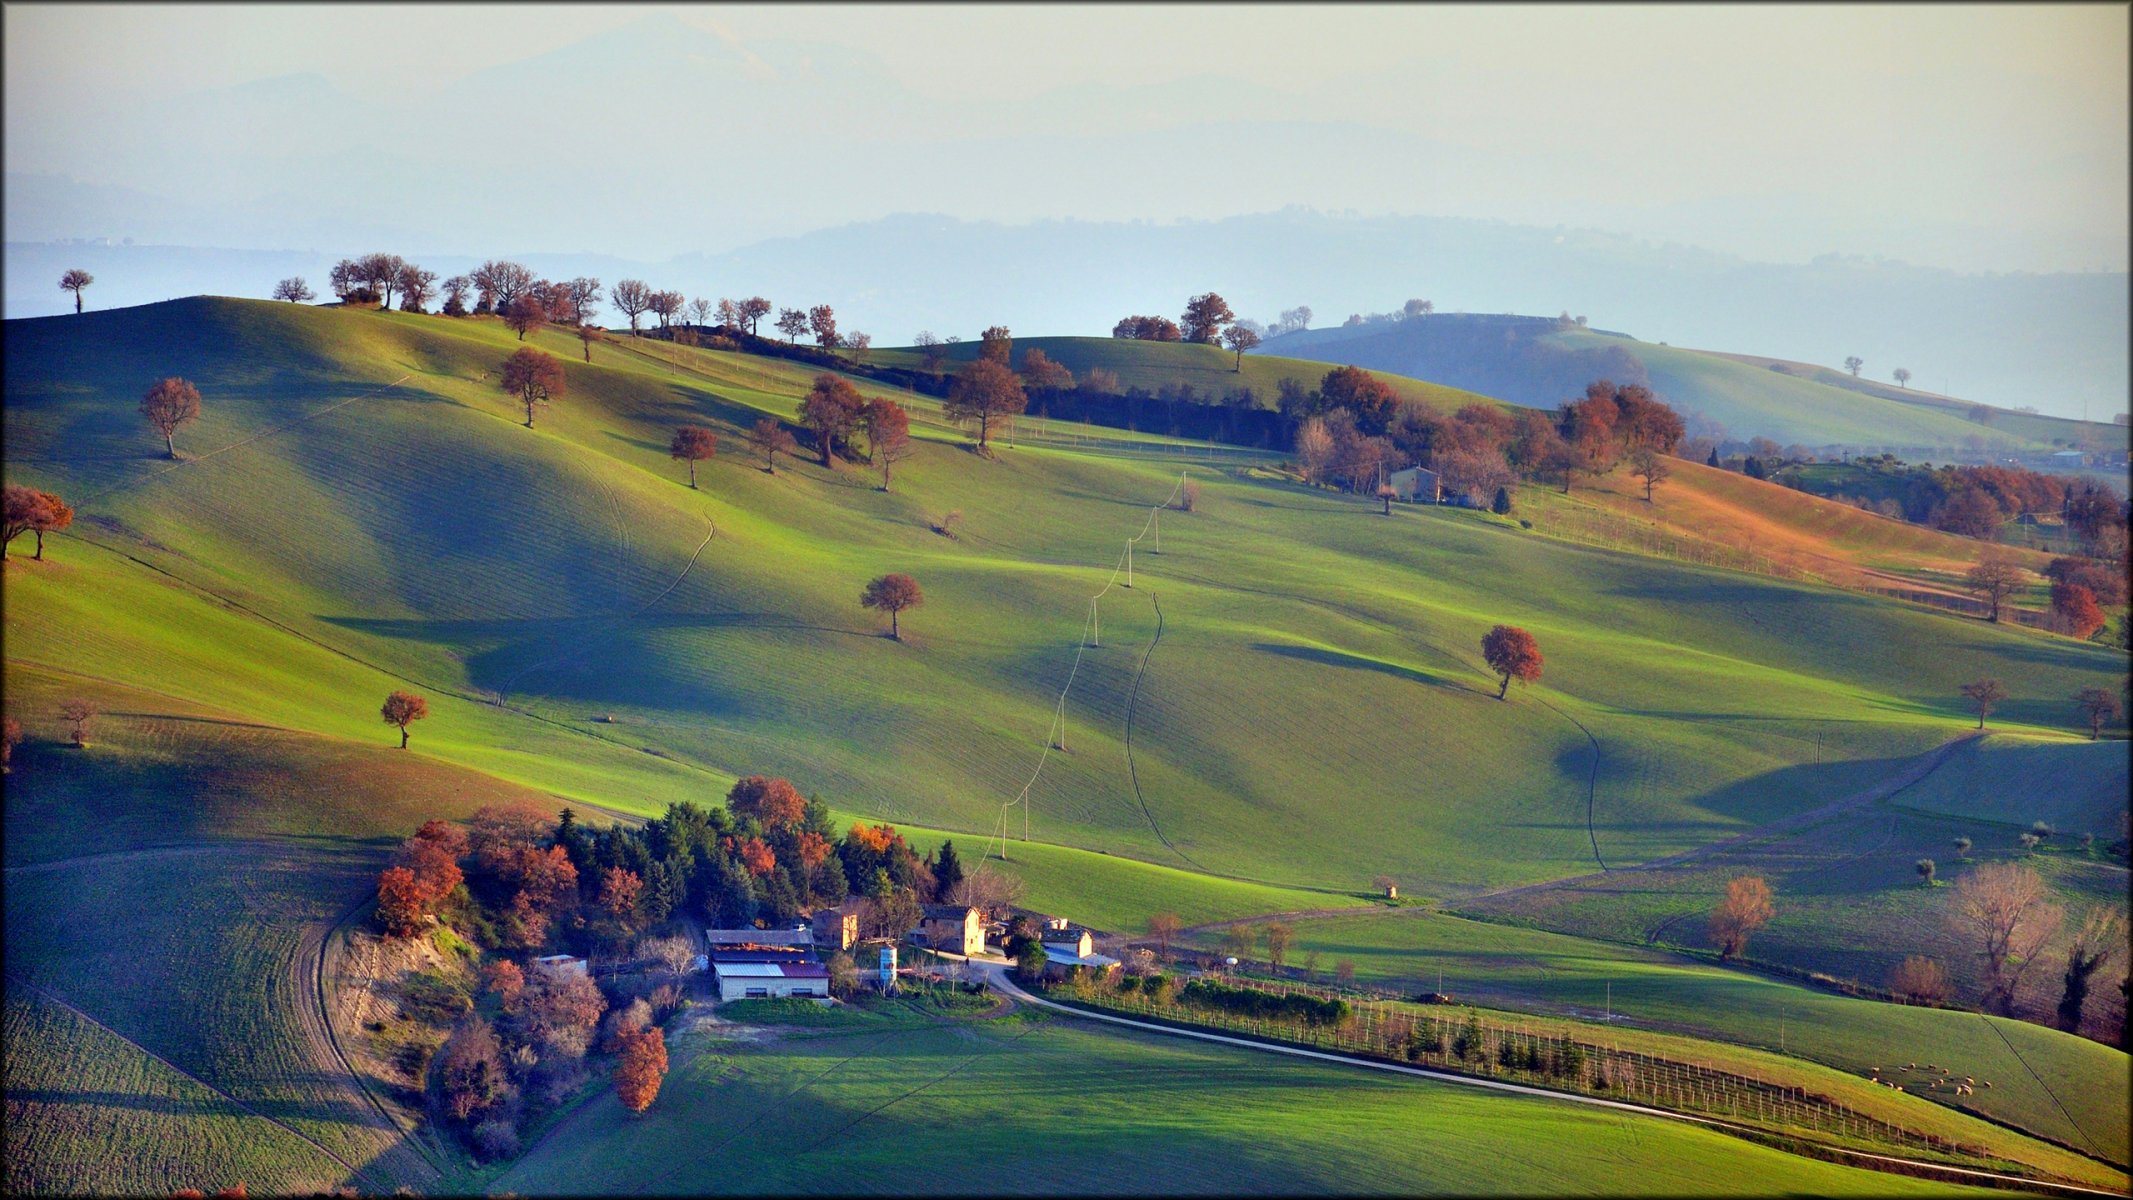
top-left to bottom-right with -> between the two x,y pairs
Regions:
321,257 -> 608,329
1961,546 -> 2126,644
3,484 -> 74,562
1105,294 -> 1263,365
437,956 -> 620,1158
1775,455 -> 2130,557
1290,375 -> 1685,506
792,373 -> 912,485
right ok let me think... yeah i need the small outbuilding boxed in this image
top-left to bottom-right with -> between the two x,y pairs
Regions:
1388,467 -> 1442,504
1040,922 -> 1094,960
531,954 -> 589,978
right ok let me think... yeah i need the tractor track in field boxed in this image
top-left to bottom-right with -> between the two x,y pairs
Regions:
1120,588 -> 1204,872
4,971 -> 372,1187
301,890 -> 449,1184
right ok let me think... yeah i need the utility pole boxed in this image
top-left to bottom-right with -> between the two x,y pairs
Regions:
1605,981 -> 1612,1020
1090,597 -> 1100,647
1125,539 -> 1133,588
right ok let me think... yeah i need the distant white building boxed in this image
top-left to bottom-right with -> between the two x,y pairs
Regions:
531,954 -> 588,978
713,960 -> 831,1002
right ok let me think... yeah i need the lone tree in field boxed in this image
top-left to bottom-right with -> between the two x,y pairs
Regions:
577,321 -> 604,363
798,373 -> 865,468
5,485 -> 74,562
1959,677 -> 2007,729
499,348 -> 565,428
944,358 -> 1027,453
1893,367 -> 1912,388
861,573 -> 924,640
1951,861 -> 2062,1016
380,690 -> 429,750
1629,445 -> 1670,502
1844,355 -> 1864,377
1708,875 -> 1774,962
863,397 -> 913,492
669,427 -> 718,488
60,269 -> 93,313
273,277 -> 316,303
776,308 -> 809,344
1148,911 -> 1181,957
614,1026 -> 669,1113
2073,687 -> 2121,739
1223,323 -> 1261,370
1963,550 -> 2028,623
140,377 -> 202,458
1480,624 -> 1543,700
2057,909 -> 2121,1032
748,418 -> 798,474
59,698 -> 98,747
1916,858 -> 1936,885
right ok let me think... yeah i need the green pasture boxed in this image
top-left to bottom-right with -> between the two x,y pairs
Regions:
481,1011 -> 2001,1197
6,298 -> 2123,901
1202,907 -> 2130,1170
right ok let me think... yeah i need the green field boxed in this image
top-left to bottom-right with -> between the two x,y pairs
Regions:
482,1009 -> 2006,1197
1191,907 -> 2129,1170
5,297 -> 2127,1193
3,992 -> 351,1197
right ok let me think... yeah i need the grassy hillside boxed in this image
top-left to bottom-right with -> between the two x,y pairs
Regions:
869,333 -> 1501,414
1263,315 -> 2126,454
1193,908 -> 2129,1171
1698,348 -> 2132,455
5,297 -> 2125,1191
482,1010 -> 2004,1197
7,299 -> 2124,890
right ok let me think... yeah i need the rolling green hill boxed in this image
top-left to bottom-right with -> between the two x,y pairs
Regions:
4,297 -> 2125,1192
9,300 -> 2120,897
869,333 -> 1502,415
1264,314 -> 2131,455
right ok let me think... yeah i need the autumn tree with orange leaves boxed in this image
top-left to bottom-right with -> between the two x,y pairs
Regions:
380,690 -> 429,749
1480,625 -> 1543,700
727,775 -> 807,830
615,1026 -> 669,1113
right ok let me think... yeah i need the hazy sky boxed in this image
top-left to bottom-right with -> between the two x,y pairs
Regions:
5,3 -> 2127,271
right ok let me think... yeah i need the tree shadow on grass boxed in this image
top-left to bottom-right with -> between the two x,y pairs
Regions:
1252,642 -> 1470,694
